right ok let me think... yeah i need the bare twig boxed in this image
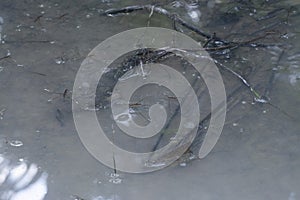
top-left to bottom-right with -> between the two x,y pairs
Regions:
205,31 -> 278,51
256,8 -> 286,21
214,59 -> 264,100
102,4 -> 281,50
103,5 -> 220,41
26,70 -> 47,76
0,55 -> 10,61
34,14 -> 45,23
57,13 -> 69,20
4,40 -> 53,44
111,124 -> 117,174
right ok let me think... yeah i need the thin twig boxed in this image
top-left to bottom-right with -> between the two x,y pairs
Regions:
205,32 -> 277,51
103,4 -> 281,50
26,70 -> 47,76
203,32 -> 216,48
57,13 -> 69,20
4,40 -> 53,44
103,5 -> 220,41
264,50 -> 285,97
111,124 -> 117,174
214,59 -> 263,100
0,55 -> 10,61
34,14 -> 45,23
256,8 -> 286,21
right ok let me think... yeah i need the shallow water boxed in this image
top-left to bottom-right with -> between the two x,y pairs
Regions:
0,0 -> 300,200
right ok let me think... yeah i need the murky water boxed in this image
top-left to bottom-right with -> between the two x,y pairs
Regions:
0,0 -> 300,200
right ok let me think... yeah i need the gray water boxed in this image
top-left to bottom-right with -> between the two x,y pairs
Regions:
0,0 -> 300,200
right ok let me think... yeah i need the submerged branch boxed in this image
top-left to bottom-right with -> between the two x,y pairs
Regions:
102,5 -> 280,51
214,59 -> 265,101
102,4 -> 291,159
103,5 -> 226,42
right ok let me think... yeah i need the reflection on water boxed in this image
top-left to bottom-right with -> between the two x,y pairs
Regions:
0,0 -> 299,199
0,155 -> 48,200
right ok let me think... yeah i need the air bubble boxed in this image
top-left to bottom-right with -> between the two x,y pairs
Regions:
179,162 -> 187,167
108,173 -> 122,184
9,140 -> 23,147
54,57 -> 65,65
